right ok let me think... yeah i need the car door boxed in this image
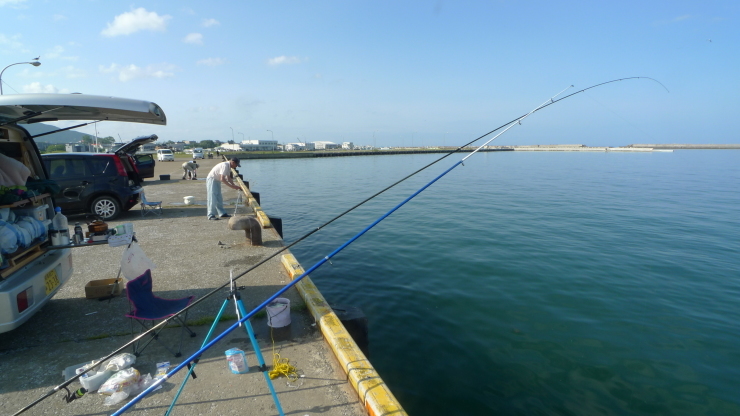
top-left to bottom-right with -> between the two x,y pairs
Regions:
133,154 -> 155,178
44,156 -> 95,214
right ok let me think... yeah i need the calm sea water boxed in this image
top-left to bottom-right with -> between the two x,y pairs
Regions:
242,150 -> 740,416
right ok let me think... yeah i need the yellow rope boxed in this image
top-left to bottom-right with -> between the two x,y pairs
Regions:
267,326 -> 299,381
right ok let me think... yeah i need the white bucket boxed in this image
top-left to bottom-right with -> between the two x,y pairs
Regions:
266,298 -> 291,328
184,196 -> 195,205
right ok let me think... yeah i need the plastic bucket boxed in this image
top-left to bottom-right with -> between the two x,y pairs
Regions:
184,196 -> 195,205
160,174 -> 170,180
266,298 -> 291,328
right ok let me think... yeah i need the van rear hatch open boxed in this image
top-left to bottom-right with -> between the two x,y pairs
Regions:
0,93 -> 165,334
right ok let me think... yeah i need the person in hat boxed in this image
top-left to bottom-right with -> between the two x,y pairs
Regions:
206,157 -> 241,220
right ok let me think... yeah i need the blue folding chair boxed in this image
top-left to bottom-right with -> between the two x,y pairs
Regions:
140,190 -> 162,217
125,269 -> 197,357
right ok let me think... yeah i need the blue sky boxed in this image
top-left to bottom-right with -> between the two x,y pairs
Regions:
0,0 -> 737,147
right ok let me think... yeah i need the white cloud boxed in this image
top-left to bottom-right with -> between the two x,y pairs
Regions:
0,0 -> 27,7
673,15 -> 691,22
267,56 -> 303,66
197,57 -> 225,66
202,18 -> 220,27
183,33 -> 203,45
43,45 -> 78,61
101,8 -> 171,37
53,14 -> 66,21
60,65 -> 86,79
23,82 -> 69,94
99,63 -> 176,82
45,45 -> 62,59
0,33 -> 25,51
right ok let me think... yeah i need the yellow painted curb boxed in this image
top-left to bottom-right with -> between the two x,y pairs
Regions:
281,253 -> 407,416
233,172 -> 272,228
254,207 -> 272,228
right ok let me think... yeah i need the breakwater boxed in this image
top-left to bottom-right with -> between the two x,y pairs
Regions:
222,143 -> 737,160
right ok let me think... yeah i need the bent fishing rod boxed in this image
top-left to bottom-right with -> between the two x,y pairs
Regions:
112,79 -> 665,414
13,76 -> 666,416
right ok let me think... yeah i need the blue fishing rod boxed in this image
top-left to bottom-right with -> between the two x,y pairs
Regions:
112,87 -> 577,415
13,77 -> 666,416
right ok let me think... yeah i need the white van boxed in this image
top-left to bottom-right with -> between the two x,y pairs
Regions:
0,93 -> 166,334
157,149 -> 174,161
192,148 -> 204,159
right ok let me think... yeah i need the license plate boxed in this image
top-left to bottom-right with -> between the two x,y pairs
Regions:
44,269 -> 60,295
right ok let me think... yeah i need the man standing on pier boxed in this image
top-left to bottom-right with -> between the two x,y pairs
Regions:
206,157 -> 241,221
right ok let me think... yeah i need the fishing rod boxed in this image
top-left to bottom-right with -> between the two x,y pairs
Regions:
12,76 -> 665,415
112,81 -> 644,414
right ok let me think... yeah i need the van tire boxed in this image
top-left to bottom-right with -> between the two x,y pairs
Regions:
91,196 -> 121,220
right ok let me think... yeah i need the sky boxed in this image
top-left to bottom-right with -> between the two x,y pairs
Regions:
0,0 -> 737,147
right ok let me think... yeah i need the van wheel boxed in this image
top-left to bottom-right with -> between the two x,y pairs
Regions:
91,196 -> 121,220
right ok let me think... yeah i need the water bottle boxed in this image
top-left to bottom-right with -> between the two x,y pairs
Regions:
51,207 -> 70,246
74,222 -> 84,245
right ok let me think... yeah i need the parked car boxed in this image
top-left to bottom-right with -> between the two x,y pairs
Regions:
43,135 -> 158,220
156,149 -> 175,161
0,93 -> 166,334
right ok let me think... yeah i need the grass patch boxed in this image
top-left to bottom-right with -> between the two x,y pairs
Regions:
186,314 -> 238,327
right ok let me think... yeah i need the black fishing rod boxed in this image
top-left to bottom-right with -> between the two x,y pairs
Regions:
112,77 -> 669,414
12,76 -> 666,415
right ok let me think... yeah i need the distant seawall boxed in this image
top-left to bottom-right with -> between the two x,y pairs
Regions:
224,144 -> 738,160
627,144 -> 740,149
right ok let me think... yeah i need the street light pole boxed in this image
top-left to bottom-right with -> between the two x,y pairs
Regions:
238,132 -> 244,141
229,127 -> 234,142
0,59 -> 41,95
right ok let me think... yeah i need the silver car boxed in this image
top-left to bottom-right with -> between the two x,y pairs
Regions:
0,94 -> 166,333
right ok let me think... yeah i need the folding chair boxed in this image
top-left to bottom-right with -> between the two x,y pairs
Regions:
140,190 -> 162,217
125,269 -> 197,357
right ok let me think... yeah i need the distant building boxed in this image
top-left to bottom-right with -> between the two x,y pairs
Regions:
285,143 -> 305,151
221,143 -> 243,151
342,142 -> 354,150
65,143 -> 93,152
240,140 -> 278,151
171,142 -> 186,151
141,143 -> 156,152
313,141 -> 340,150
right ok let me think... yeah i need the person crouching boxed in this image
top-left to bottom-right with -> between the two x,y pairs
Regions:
182,160 -> 199,180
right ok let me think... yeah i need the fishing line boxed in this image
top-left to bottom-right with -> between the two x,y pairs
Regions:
12,76 -> 666,415
112,78 -> 668,414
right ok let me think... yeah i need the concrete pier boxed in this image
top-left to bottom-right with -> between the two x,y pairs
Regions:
0,157 -> 400,416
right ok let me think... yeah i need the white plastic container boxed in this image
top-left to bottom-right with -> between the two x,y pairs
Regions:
184,196 -> 195,205
13,204 -> 49,221
62,362 -> 114,392
50,207 -> 69,246
266,298 -> 291,328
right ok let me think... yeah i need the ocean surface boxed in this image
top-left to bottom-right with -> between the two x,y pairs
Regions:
241,150 -> 740,416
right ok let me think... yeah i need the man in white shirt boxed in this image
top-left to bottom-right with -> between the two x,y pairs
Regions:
206,158 -> 241,220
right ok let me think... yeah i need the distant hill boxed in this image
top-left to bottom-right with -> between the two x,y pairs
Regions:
20,123 -> 88,145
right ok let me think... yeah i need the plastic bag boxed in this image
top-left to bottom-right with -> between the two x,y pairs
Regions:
15,216 -> 46,241
120,241 -> 156,280
103,373 -> 155,406
0,220 -> 19,254
103,391 -> 129,406
98,367 -> 140,395
104,353 -> 136,372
